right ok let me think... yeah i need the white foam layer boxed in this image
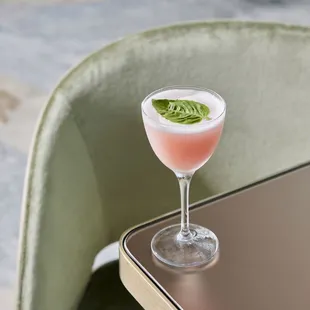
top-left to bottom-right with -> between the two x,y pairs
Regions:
142,88 -> 226,133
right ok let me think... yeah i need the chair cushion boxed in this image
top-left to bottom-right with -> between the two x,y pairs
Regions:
17,21 -> 310,310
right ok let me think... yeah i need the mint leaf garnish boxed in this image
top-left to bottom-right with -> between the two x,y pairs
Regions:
152,99 -> 211,124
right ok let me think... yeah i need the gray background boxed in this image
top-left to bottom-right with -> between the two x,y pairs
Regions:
1,0 -> 310,308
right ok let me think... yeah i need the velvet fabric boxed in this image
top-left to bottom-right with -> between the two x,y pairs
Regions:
17,21 -> 310,309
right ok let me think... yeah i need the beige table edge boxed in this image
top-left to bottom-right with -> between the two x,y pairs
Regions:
120,220 -> 177,310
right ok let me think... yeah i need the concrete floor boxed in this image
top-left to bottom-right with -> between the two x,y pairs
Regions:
1,0 -> 310,308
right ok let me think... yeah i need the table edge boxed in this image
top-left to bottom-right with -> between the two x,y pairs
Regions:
119,242 -> 177,309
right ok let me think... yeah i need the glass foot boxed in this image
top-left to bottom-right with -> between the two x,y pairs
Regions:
151,224 -> 219,268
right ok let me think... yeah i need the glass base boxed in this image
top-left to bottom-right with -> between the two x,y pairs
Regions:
151,224 -> 219,268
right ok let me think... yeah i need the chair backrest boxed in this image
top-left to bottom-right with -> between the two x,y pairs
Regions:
17,22 -> 310,310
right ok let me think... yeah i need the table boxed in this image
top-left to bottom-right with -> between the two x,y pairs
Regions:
120,163 -> 310,310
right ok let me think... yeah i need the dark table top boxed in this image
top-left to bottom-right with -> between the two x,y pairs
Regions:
123,163 -> 310,310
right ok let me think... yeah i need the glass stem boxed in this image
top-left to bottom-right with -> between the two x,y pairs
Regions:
176,173 -> 193,241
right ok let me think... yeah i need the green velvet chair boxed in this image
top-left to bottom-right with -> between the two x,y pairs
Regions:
16,21 -> 310,310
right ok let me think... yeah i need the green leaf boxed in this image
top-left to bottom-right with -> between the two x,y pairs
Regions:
152,98 -> 211,124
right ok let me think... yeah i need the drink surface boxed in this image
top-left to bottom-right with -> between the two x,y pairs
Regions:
143,88 -> 225,132
142,88 -> 225,173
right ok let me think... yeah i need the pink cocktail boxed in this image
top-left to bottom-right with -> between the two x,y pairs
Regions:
144,119 -> 224,174
141,86 -> 226,268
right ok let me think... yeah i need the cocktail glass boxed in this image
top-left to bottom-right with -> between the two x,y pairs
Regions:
141,86 -> 226,268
